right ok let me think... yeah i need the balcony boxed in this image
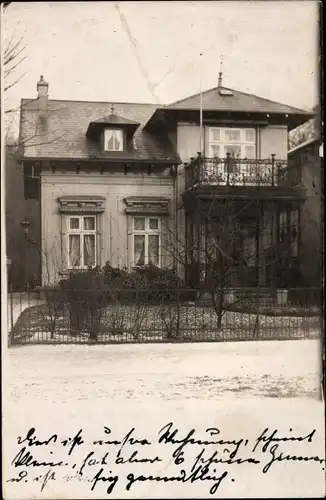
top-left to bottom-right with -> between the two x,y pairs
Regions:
185,153 -> 301,190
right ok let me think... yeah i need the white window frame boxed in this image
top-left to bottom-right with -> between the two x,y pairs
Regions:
104,128 -> 124,152
208,127 -> 256,159
67,215 -> 97,269
132,216 -> 161,267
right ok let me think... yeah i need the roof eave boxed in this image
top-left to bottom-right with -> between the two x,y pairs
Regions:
144,107 -> 314,130
20,155 -> 181,165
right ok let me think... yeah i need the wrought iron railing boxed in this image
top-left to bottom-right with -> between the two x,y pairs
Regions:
185,153 -> 301,189
8,286 -> 321,345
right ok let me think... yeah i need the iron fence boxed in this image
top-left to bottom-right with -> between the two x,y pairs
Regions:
185,154 -> 301,189
7,286 -> 322,346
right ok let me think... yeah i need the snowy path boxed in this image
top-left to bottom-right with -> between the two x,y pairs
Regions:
5,340 -> 320,406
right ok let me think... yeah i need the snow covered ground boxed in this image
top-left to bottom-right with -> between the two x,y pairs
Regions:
5,339 -> 321,405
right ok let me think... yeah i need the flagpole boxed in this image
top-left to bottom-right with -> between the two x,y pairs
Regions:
199,53 -> 203,155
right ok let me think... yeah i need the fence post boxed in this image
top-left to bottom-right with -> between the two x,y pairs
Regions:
271,154 -> 275,186
226,153 -> 231,186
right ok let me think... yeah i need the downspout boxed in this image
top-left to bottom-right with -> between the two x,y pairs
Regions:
173,164 -> 179,274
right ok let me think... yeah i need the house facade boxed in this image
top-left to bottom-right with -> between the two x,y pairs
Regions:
288,137 -> 322,286
18,76 -> 314,288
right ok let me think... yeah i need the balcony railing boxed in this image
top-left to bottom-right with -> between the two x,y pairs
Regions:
185,153 -> 301,189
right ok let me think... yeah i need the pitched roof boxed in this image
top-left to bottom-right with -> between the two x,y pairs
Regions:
90,113 -> 140,126
165,85 -> 313,116
19,99 -> 180,163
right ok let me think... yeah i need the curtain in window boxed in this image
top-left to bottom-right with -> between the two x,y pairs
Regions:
106,130 -> 114,150
134,235 -> 145,265
105,130 -> 122,150
148,235 -> 159,266
84,235 -> 95,267
69,235 -> 81,267
83,217 -> 95,230
114,130 -> 121,150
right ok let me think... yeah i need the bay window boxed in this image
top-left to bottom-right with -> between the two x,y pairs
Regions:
67,215 -> 97,268
132,216 -> 161,267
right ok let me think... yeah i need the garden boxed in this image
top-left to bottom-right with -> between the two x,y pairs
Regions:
9,263 -> 321,345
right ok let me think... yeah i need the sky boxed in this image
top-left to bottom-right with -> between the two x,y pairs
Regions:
2,1 -> 319,134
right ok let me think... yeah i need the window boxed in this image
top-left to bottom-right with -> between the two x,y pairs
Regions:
132,216 -> 161,267
289,210 -> 299,257
262,214 -> 274,250
67,215 -> 96,268
279,209 -> 299,257
104,128 -> 123,151
208,127 -> 256,159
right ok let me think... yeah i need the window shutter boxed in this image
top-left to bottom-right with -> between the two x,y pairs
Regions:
24,178 -> 39,200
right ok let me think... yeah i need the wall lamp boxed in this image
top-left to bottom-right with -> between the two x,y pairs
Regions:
20,217 -> 31,235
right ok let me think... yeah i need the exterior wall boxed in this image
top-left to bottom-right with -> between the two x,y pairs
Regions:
41,170 -> 174,285
288,141 -> 321,285
176,122 -> 288,162
5,147 -> 41,289
260,125 -> 288,159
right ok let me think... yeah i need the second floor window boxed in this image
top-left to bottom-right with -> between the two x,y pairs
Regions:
68,215 -> 96,268
208,127 -> 256,159
133,216 -> 161,267
104,128 -> 123,151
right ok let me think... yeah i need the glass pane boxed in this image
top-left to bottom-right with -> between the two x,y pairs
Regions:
245,129 -> 255,142
69,235 -> 81,267
291,210 -> 298,225
149,218 -> 159,230
244,146 -> 255,159
280,212 -> 287,225
209,145 -> 220,157
148,235 -> 159,266
114,130 -> 123,151
105,129 -> 114,150
243,236 -> 256,266
134,217 -> 145,230
224,145 -> 241,157
84,234 -> 96,267
210,128 -> 220,141
225,129 -> 241,142
134,235 -> 145,265
83,216 -> 95,230
70,217 -> 80,230
291,240 -> 298,257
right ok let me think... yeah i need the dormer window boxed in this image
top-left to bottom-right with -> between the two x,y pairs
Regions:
104,128 -> 123,151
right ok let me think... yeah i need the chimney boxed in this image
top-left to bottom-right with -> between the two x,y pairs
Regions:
36,75 -> 48,116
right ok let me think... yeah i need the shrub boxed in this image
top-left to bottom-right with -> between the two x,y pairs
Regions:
59,268 -> 110,339
42,286 -> 66,338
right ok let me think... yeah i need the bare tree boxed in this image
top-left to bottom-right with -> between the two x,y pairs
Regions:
162,196 -> 281,334
3,34 -> 26,96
